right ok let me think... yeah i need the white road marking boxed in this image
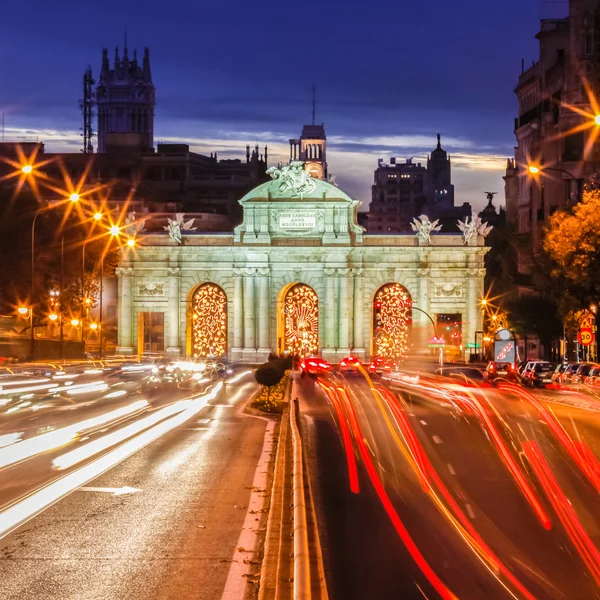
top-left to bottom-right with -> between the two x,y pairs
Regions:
466,503 -> 476,519
210,404 -> 234,408
447,464 -> 455,475
78,486 -> 140,496
184,427 -> 209,431
220,419 -> 275,600
197,418 -> 211,424
432,435 -> 443,444
420,420 -> 427,425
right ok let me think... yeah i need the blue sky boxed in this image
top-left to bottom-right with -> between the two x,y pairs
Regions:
0,0 -> 568,211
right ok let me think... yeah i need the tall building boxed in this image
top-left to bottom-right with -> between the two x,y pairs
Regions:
366,134 -> 466,233
96,46 -> 155,153
505,0 -> 600,279
427,133 -> 455,207
366,157 -> 428,233
289,124 -> 328,179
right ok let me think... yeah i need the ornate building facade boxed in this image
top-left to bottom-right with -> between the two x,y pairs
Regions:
115,164 -> 488,362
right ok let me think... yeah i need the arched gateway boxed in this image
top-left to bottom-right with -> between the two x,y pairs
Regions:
116,161 -> 489,362
190,283 -> 227,358
280,283 -> 319,357
373,283 -> 412,358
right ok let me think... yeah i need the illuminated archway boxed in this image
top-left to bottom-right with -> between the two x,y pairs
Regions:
281,283 -> 319,357
372,283 -> 412,358
191,283 -> 227,358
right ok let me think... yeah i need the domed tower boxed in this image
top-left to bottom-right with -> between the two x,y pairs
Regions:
427,134 -> 454,207
96,46 -> 155,153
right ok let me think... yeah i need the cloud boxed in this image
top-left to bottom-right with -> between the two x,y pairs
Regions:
5,125 -> 507,213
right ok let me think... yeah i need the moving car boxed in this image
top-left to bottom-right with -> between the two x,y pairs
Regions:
368,357 -> 400,375
339,356 -> 361,375
300,357 -> 331,377
552,363 -> 569,384
484,361 -> 517,383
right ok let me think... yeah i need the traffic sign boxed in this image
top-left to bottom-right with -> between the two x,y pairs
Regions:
580,316 -> 594,330
578,328 -> 595,346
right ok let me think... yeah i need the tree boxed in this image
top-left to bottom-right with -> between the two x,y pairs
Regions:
544,185 -> 600,310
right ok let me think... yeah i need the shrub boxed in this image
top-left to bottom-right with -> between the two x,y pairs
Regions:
252,370 -> 290,414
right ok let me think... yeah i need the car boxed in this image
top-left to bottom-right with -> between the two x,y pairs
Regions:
585,366 -> 600,386
572,363 -> 599,385
368,356 -> 400,375
552,363 -> 569,384
523,362 -> 556,387
339,356 -> 361,375
561,363 -> 581,385
300,357 -> 331,377
484,361 -> 517,383
519,361 -> 552,383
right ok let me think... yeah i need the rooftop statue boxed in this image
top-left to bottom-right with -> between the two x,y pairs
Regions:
266,161 -> 317,198
164,213 -> 196,245
410,215 -> 442,243
124,211 -> 145,237
457,214 -> 493,244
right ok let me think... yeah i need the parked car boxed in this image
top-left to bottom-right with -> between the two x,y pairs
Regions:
523,362 -> 556,387
339,356 -> 361,375
572,363 -> 599,385
368,356 -> 400,375
484,361 -> 517,383
300,357 -> 331,377
520,361 -> 552,383
585,366 -> 600,386
552,363 -> 569,384
562,363 -> 581,385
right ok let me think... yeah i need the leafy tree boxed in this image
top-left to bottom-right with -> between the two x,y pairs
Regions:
543,185 -> 600,311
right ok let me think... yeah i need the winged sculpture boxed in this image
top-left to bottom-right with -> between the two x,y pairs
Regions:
457,214 -> 493,244
164,213 -> 196,245
410,215 -> 442,243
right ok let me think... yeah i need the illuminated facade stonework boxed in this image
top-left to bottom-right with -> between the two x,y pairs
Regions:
116,170 -> 488,362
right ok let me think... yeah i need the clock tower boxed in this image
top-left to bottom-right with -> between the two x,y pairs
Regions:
96,45 -> 155,153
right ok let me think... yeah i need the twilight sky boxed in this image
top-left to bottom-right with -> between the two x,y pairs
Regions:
0,0 -> 568,212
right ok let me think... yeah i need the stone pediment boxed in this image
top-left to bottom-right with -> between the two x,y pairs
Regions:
235,162 -> 363,245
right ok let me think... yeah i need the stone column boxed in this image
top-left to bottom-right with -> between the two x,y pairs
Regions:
352,269 -> 365,356
467,269 -> 481,351
166,267 -> 181,358
232,270 -> 243,354
258,269 -> 270,355
323,268 -> 336,355
115,267 -> 135,355
417,268 -> 430,353
244,271 -> 256,355
338,269 -> 351,355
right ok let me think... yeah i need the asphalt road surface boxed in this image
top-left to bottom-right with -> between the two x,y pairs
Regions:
0,363 -> 267,600
298,367 -> 600,600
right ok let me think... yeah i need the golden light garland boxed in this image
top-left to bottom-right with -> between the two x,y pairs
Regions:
373,284 -> 412,358
284,284 -> 319,356
191,284 -> 227,358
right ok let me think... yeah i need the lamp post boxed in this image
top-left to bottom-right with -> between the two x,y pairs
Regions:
528,165 -> 583,206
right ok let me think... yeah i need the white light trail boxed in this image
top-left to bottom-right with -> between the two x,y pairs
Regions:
226,370 -> 253,384
0,400 -> 148,470
0,383 -> 223,539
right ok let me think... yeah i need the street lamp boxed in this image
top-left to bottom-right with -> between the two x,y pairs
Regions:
21,165 -> 33,175
527,164 -> 583,205
71,319 -> 80,327
69,193 -> 80,203
94,212 -> 103,221
595,114 -> 600,126
48,313 -> 58,322
127,237 -> 136,248
17,306 -> 29,316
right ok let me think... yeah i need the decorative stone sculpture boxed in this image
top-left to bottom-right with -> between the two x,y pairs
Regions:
124,211 -> 145,237
266,161 -> 317,198
410,215 -> 442,243
457,214 -> 493,244
164,213 -> 196,245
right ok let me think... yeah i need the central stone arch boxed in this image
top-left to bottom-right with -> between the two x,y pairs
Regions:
277,282 -> 319,357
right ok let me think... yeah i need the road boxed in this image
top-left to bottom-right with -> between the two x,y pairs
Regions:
298,367 -> 600,600
0,362 -> 270,600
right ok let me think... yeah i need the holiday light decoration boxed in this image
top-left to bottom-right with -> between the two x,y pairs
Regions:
285,284 -> 318,356
373,284 -> 412,357
191,284 -> 227,358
